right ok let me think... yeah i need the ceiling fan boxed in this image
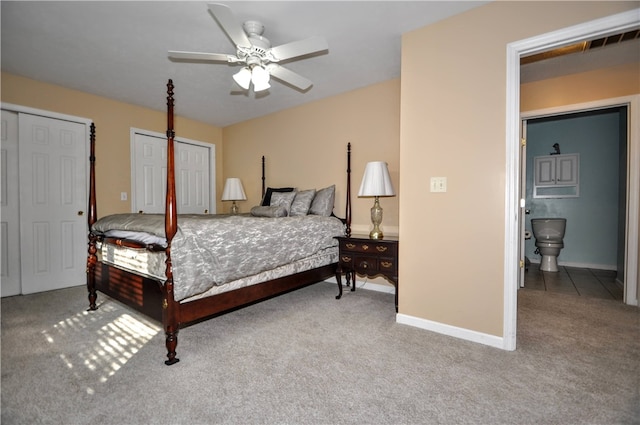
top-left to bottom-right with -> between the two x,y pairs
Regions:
168,3 -> 328,92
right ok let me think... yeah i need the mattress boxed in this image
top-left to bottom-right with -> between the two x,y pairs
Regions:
97,241 -> 337,303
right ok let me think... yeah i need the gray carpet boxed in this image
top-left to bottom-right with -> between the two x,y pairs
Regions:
1,281 -> 638,425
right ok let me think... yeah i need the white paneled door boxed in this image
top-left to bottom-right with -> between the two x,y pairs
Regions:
16,112 -> 88,294
132,131 -> 213,214
1,110 -> 21,296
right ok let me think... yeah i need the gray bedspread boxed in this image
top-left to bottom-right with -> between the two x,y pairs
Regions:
92,213 -> 345,301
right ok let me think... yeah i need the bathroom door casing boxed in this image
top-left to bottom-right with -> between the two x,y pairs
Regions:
519,119 -> 528,289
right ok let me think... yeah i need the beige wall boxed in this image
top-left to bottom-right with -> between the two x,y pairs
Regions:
1,73 -> 223,217
521,62 -> 640,111
400,1 -> 638,337
223,79 -> 400,233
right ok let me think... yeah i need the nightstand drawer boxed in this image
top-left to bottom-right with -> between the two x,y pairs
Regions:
339,254 -> 397,273
339,240 -> 397,257
354,255 -> 397,274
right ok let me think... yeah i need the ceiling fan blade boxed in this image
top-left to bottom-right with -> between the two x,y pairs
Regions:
267,64 -> 313,91
208,3 -> 251,49
269,36 -> 328,62
168,51 -> 235,62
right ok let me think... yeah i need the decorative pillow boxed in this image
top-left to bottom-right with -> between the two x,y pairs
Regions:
289,189 -> 316,217
270,191 -> 297,216
261,187 -> 295,206
309,185 -> 335,216
250,205 -> 288,218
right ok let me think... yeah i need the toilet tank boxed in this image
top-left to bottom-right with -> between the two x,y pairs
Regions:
531,218 -> 566,242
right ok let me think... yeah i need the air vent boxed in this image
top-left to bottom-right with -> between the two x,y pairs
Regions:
521,29 -> 640,65
587,29 -> 640,49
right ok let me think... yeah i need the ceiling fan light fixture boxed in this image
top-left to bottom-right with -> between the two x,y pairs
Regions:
251,65 -> 270,92
169,4 -> 327,93
233,67 -> 252,90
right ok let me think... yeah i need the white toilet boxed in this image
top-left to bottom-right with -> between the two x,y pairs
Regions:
531,218 -> 567,272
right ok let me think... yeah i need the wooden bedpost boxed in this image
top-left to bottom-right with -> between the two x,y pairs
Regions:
345,143 -> 352,237
163,79 -> 180,365
87,123 -> 98,311
261,156 -> 266,198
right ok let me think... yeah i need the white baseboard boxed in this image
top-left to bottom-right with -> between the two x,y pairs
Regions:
527,258 -> 617,271
324,277 -> 508,350
395,313 -> 508,350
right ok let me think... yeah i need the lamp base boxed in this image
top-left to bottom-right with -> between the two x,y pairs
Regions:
369,228 -> 383,240
230,201 -> 239,215
369,196 -> 384,239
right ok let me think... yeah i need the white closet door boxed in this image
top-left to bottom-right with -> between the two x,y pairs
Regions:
176,142 -> 211,214
132,132 -> 212,214
1,110 -> 21,296
19,114 -> 87,294
133,133 -> 167,214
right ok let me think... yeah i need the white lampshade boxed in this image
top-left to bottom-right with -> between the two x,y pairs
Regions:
221,178 -> 247,201
358,161 -> 395,197
233,67 -> 252,90
251,66 -> 271,92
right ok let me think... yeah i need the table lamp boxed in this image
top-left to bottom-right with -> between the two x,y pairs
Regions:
221,178 -> 247,214
358,161 -> 395,239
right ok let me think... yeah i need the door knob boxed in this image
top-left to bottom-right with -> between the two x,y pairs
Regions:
77,211 -> 84,216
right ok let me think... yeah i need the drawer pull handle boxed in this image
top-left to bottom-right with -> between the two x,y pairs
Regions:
362,244 -> 369,250
381,261 -> 393,268
345,243 -> 356,249
376,246 -> 388,252
341,256 -> 352,262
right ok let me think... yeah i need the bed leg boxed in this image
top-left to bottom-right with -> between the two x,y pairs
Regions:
162,278 -> 180,365
86,233 -> 99,311
87,290 -> 98,311
164,330 -> 180,365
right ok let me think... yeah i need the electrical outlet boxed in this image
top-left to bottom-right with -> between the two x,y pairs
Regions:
430,177 -> 447,192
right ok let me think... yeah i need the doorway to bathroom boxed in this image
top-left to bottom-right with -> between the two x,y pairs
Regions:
504,8 -> 639,352
521,105 -> 628,299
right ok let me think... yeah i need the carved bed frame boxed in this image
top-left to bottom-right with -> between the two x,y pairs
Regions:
86,79 -> 352,365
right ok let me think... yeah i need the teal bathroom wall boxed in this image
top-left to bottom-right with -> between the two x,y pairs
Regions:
525,107 -> 626,269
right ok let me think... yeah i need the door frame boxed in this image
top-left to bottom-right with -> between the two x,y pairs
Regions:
503,8 -> 640,350
129,128 -> 217,214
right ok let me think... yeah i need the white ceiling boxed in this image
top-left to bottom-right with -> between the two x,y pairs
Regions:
2,1 -> 637,128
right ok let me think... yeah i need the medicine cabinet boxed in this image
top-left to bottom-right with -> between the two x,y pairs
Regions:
533,153 -> 579,198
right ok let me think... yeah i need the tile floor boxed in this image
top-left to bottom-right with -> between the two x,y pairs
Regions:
523,263 -> 623,301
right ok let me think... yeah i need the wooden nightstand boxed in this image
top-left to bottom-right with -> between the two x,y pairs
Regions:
334,235 -> 399,312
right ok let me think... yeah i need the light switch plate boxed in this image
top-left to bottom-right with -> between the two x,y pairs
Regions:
120,192 -> 128,201
430,177 -> 447,192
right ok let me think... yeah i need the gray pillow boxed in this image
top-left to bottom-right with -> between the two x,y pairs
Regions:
289,189 -> 316,216
270,191 -> 297,216
250,205 -> 288,218
309,185 -> 335,216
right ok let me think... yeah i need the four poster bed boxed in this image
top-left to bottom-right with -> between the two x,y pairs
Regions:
86,79 -> 352,365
